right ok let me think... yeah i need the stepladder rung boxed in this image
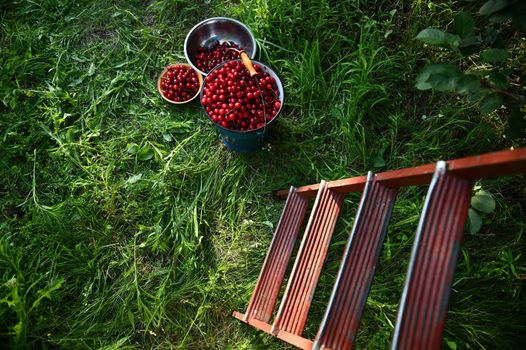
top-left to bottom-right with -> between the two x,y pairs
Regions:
233,149 -> 526,350
313,172 -> 398,350
243,186 -> 309,323
272,180 -> 345,337
392,161 -> 472,350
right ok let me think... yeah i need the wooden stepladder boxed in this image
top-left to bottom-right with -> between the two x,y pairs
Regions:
233,148 -> 526,350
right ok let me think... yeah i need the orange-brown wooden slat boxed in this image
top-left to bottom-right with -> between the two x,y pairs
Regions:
280,183 -> 334,334
272,181 -> 345,336
232,311 -> 314,350
391,162 -> 472,350
243,186 -> 309,323
275,147 -> 526,198
251,189 -> 307,321
313,172 -> 398,350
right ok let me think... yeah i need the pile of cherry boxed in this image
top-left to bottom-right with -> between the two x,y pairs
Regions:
159,65 -> 200,103
201,60 -> 281,131
195,41 -> 241,74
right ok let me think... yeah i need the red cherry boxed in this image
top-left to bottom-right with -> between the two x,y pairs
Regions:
161,65 -> 200,102
201,61 -> 281,131
194,41 -> 242,73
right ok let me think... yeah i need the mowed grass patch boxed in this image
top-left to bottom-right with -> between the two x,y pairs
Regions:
1,0 -> 525,349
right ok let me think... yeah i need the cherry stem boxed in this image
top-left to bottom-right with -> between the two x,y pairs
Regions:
269,87 -> 279,100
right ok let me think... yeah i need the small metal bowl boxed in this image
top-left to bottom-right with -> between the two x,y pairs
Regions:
184,17 -> 257,76
157,63 -> 203,105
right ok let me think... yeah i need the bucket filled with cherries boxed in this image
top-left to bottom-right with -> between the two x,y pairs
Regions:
157,17 -> 284,153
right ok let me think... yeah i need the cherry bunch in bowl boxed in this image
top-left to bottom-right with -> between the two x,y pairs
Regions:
201,60 -> 281,131
195,41 -> 241,73
160,65 -> 200,103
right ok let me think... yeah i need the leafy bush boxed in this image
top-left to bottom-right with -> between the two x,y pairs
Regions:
415,0 -> 526,139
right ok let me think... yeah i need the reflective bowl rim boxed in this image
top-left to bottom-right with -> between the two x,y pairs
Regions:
184,17 -> 257,77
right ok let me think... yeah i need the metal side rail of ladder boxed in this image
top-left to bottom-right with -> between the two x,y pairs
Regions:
232,147 -> 526,350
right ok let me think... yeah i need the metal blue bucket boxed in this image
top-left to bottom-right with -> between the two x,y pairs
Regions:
200,59 -> 285,153
215,118 -> 277,153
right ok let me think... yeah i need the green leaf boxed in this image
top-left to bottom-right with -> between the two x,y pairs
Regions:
486,1 -> 526,25
459,35 -> 481,48
13,321 -> 24,341
30,278 -> 65,312
9,97 -> 16,109
126,173 -> 142,184
489,11 -> 512,23
479,0 -> 516,16
447,340 -> 458,350
87,62 -> 96,76
415,64 -> 463,91
488,72 -> 508,89
127,310 -> 135,328
456,74 -> 481,94
471,190 -> 496,213
455,12 -> 475,38
415,75 -> 433,90
468,208 -> 483,234
426,74 -> 460,91
137,145 -> 153,161
373,145 -> 388,168
262,221 -> 274,229
467,88 -> 486,100
480,93 -> 503,113
480,48 -> 510,62
126,143 -> 139,154
166,121 -> 192,134
415,28 -> 461,48
482,27 -> 498,45
162,132 -> 172,142
373,154 -> 386,168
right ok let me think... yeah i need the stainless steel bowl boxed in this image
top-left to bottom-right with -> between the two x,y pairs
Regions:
184,17 -> 257,76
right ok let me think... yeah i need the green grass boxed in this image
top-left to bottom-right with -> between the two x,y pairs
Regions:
1,0 -> 525,349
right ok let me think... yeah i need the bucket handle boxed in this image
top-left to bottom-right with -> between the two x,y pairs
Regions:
225,48 -> 271,148
239,51 -> 258,78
